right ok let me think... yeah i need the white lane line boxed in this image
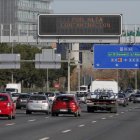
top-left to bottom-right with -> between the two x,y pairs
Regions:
6,123 -> 15,126
92,121 -> 97,123
115,113 -> 119,116
78,124 -> 85,127
109,115 -> 114,117
62,129 -> 71,133
45,117 -> 49,119
121,112 -> 124,114
39,137 -> 50,140
101,118 -> 106,120
28,119 -> 36,122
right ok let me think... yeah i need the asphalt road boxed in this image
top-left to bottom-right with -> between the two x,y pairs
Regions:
0,102 -> 140,140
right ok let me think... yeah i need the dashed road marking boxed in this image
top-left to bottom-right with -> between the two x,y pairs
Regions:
101,118 -> 106,120
28,119 -> 36,122
78,124 -> 85,127
6,123 -> 15,126
121,112 -> 124,114
62,129 -> 71,133
109,115 -> 114,117
39,137 -> 50,140
92,121 -> 97,123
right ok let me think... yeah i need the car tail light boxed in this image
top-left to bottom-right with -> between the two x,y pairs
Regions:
111,101 -> 116,104
70,101 -> 76,108
7,102 -> 11,107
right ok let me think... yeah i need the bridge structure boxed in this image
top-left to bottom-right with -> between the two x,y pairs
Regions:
0,24 -> 140,44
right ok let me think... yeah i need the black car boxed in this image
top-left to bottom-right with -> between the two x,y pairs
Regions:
16,93 -> 30,109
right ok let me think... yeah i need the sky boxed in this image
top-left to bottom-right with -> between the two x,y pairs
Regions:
51,0 -> 140,25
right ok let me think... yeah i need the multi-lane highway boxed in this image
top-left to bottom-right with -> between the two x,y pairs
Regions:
0,103 -> 140,140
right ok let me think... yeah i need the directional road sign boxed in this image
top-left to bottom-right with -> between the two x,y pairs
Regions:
93,44 -> 140,69
35,49 -> 61,69
0,54 -> 20,69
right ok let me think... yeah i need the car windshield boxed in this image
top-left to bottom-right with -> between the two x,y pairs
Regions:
0,95 -> 8,101
30,96 -> 46,100
56,96 -> 73,102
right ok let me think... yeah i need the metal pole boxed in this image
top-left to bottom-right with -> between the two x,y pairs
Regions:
47,69 -> 49,92
78,62 -> 80,94
68,49 -> 70,93
135,70 -> 137,90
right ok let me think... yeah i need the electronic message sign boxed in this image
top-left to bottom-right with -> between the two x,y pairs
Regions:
94,44 -> 140,69
38,14 -> 122,37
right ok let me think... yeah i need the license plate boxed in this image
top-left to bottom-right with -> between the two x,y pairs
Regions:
60,109 -> 68,112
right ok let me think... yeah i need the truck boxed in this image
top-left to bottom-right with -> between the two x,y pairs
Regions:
5,83 -> 21,93
86,79 -> 118,113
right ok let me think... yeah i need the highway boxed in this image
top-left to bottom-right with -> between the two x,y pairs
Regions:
0,103 -> 140,140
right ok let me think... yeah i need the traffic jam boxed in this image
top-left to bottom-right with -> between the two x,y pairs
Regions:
0,80 -> 140,120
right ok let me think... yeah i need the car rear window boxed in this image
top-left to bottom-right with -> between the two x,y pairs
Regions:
20,94 -> 30,98
45,92 -> 54,97
12,93 -> 19,97
56,96 -> 73,102
30,96 -> 46,100
135,94 -> 140,97
0,95 -> 8,101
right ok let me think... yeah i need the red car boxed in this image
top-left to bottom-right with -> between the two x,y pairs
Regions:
51,94 -> 81,117
0,93 -> 16,120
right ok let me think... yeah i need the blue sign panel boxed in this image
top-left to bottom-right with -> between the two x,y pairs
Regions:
94,44 -> 140,69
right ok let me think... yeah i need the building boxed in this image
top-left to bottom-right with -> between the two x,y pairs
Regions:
0,0 -> 53,36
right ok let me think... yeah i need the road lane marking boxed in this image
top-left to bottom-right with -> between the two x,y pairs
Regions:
39,137 -> 50,140
28,119 -> 36,122
78,124 -> 85,127
6,123 -> 15,126
109,115 -> 114,117
45,117 -> 49,119
62,129 -> 71,133
115,113 -> 119,116
92,121 -> 97,123
121,112 -> 124,114
101,118 -> 106,120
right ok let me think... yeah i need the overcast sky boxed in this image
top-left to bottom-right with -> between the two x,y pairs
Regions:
51,0 -> 139,24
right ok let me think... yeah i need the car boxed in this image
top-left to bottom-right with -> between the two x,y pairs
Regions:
16,93 -> 30,109
26,94 -> 51,114
11,92 -> 20,102
51,94 -> 81,117
133,94 -> 140,103
117,94 -> 128,107
129,94 -> 136,102
45,92 -> 60,102
0,93 -> 16,120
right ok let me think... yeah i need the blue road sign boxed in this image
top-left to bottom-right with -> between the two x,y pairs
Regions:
93,44 -> 140,69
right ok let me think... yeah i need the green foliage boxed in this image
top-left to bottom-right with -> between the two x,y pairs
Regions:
0,43 -> 70,90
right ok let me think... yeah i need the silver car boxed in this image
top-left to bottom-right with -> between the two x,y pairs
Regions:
26,94 -> 51,114
133,94 -> 140,103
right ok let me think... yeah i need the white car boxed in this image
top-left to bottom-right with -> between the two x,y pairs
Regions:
26,94 -> 51,114
45,92 -> 60,102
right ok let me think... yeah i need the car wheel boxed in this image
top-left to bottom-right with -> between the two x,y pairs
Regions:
8,113 -> 13,120
12,115 -> 16,119
26,110 -> 31,114
110,107 -> 117,113
74,111 -> 78,117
